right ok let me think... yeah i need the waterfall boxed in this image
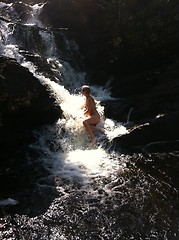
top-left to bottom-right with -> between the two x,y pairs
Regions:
1,2 -> 178,240
0,2 -> 127,182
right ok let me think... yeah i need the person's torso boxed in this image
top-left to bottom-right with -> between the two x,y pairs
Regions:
85,96 -> 98,116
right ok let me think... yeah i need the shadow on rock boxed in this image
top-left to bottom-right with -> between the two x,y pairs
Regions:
111,111 -> 179,153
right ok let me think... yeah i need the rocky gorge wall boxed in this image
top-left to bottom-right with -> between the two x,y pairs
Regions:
36,0 -> 179,81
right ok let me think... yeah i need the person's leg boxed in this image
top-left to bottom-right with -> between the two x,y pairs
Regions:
83,115 -> 100,145
83,120 -> 95,144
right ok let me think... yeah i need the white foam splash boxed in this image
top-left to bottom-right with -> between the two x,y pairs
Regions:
64,148 -> 118,177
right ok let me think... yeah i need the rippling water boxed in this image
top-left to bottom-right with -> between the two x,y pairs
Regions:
1,151 -> 179,239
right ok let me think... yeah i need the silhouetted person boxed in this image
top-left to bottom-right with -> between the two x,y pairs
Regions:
81,85 -> 100,145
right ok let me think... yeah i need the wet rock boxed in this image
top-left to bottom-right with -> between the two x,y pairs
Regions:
39,0 -> 119,83
144,140 -> 179,153
37,0 -> 179,83
111,111 -> 179,153
13,2 -> 31,22
105,59 -> 179,126
0,57 -> 62,129
0,57 -> 62,196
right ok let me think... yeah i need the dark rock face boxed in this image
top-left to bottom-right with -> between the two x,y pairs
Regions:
39,0 -> 119,84
37,0 -> 179,82
116,0 -> 179,73
102,58 -> 179,153
111,112 -> 179,153
0,57 -> 62,128
0,57 -> 62,196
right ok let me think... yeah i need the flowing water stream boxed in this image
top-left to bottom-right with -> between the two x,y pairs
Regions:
0,2 -> 179,239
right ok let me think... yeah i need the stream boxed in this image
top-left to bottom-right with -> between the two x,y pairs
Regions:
0,2 -> 179,239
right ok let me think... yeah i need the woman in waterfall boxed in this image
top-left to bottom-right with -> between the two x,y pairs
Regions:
81,85 -> 100,146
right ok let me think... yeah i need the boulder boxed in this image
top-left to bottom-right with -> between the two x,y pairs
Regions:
111,111 -> 179,153
0,57 -> 62,129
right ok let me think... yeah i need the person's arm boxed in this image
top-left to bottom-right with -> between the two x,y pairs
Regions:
81,98 -> 88,116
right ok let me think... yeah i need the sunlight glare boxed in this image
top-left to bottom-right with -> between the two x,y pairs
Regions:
65,148 -> 115,177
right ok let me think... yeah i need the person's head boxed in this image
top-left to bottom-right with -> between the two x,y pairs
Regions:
81,85 -> 90,95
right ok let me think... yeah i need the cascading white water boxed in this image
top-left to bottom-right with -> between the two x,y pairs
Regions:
0,2 -> 128,183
